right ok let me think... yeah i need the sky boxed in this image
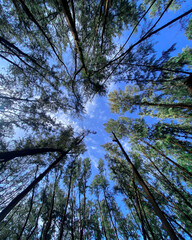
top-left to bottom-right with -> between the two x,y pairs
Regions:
49,2 -> 192,178
1,1 -> 191,176
0,2 -> 192,239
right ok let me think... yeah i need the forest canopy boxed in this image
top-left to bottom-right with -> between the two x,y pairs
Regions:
0,0 -> 192,239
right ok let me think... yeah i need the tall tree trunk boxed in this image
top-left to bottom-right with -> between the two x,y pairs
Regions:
166,214 -> 192,239
71,185 -> 75,240
112,132 -> 178,240
80,177 -> 87,240
136,186 -> 156,240
132,179 -> 148,240
98,198 -> 108,240
15,0 -> 70,74
141,149 -> 192,210
59,0 -> 87,74
0,153 -> 63,222
145,181 -> 192,225
139,101 -> 192,110
0,148 -> 63,163
17,167 -> 38,240
140,139 -> 192,178
0,134 -> 85,222
42,175 -> 57,240
26,186 -> 47,240
104,191 -> 120,240
26,201 -> 43,240
58,174 -> 73,240
98,8 -> 192,73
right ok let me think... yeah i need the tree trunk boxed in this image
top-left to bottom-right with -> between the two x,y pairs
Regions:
42,176 -> 57,240
0,148 -> 63,163
97,8 -> 192,72
59,0 -> 87,74
58,174 -> 73,240
136,186 -> 156,240
17,167 -> 38,240
80,177 -> 87,240
139,101 -> 192,110
141,149 -> 192,210
112,132 -> 178,240
0,148 -> 70,221
98,198 -> 108,240
104,191 -> 120,240
146,181 -> 192,224
132,179 -> 148,240
140,139 -> 192,178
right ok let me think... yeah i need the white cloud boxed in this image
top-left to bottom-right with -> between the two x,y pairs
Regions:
88,153 -> 98,169
91,146 -> 96,150
122,140 -> 131,152
107,81 -> 116,93
84,97 -> 98,118
54,111 -> 82,133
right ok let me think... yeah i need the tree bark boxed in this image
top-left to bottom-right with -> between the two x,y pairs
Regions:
140,148 -> 192,210
17,167 -> 38,240
139,101 -> 192,110
140,139 -> 192,178
59,0 -> 87,74
98,198 -> 108,240
58,174 -> 73,240
0,148 -> 63,163
0,132 -> 85,222
104,191 -> 120,240
0,131 -> 86,223
42,175 -> 57,240
112,132 -> 178,240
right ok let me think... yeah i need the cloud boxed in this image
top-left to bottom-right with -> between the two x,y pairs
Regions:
107,81 -> 116,93
54,111 -> 82,133
122,140 -> 131,152
84,97 -> 98,118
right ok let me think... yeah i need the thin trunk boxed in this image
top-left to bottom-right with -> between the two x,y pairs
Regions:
70,183 -> 75,240
104,192 -> 120,240
0,148 -> 63,163
120,62 -> 191,75
145,181 -> 192,225
142,0 -> 175,39
101,0 -> 110,52
112,0 -> 156,61
141,149 -> 192,210
0,53 -> 24,71
170,139 -> 192,155
97,8 -> 192,74
26,198 -> 44,240
59,0 -> 87,74
166,214 -> 192,239
0,152 -> 63,221
139,101 -> 192,110
42,176 -> 57,240
132,179 -> 148,240
0,95 -> 36,102
0,133 -> 85,222
137,187 -> 156,240
112,132 -> 178,240
0,36 -> 42,68
98,198 -> 108,240
80,177 -> 87,240
17,167 -> 38,240
16,0 -> 70,76
58,174 -> 73,240
140,139 -> 192,178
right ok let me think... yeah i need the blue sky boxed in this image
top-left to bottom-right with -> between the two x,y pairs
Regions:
53,3 -> 192,175
0,2 -> 191,239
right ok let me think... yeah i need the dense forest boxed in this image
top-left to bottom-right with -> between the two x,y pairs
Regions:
0,0 -> 192,239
